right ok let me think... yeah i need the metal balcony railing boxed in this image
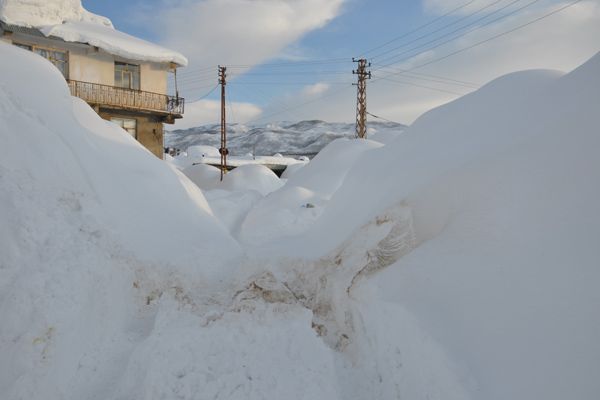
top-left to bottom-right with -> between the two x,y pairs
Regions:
67,80 -> 184,115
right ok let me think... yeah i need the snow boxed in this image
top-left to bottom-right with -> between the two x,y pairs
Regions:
2,30 -> 600,400
220,164 -> 284,196
0,0 -> 112,28
41,21 -> 188,66
0,0 -> 188,66
0,41 -> 241,397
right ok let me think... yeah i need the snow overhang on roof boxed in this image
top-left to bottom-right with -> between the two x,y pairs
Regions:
0,0 -> 188,67
41,22 -> 188,67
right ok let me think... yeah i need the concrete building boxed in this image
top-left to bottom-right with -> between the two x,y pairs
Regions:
0,18 -> 186,159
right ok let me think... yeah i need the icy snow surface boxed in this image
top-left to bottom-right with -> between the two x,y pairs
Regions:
2,37 -> 600,400
0,0 -> 188,66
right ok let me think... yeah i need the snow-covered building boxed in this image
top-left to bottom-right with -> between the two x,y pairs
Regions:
0,0 -> 187,158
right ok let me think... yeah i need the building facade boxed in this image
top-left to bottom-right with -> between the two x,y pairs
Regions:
0,21 -> 185,159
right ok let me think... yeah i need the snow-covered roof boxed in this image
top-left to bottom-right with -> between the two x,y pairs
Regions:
0,0 -> 112,28
41,22 -> 188,67
0,0 -> 188,67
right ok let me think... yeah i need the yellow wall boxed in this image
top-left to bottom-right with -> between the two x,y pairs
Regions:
141,63 -> 168,94
3,31 -> 170,95
69,50 -> 114,84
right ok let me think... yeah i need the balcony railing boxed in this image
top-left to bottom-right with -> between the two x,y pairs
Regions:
67,80 -> 184,116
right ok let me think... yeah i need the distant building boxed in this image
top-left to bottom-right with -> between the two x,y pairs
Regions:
0,12 -> 186,159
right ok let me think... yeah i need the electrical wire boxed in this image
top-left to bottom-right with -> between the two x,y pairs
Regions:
374,0 -> 584,81
358,0 -> 479,57
366,111 -> 403,124
369,0 -> 508,60
373,0 -> 537,68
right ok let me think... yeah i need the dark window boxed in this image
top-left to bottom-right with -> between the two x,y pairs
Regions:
13,43 -> 32,51
114,62 -> 140,90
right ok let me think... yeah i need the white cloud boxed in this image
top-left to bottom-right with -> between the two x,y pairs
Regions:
423,0 -> 502,15
302,82 -> 331,96
172,99 -> 262,130
158,0 -> 345,78
257,1 -> 600,124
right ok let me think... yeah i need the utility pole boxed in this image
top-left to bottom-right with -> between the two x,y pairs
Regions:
352,58 -> 371,139
218,65 -> 228,181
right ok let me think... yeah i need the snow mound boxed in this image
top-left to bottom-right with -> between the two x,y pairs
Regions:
186,145 -> 220,158
221,164 -> 284,196
280,162 -> 306,179
181,163 -> 221,191
284,138 -> 383,199
272,52 -> 600,399
239,185 -> 326,246
0,40 -> 239,399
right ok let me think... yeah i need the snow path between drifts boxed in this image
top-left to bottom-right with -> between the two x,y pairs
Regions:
118,200 -> 471,399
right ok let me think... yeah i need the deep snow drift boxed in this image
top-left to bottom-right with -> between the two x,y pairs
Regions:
2,36 -> 600,400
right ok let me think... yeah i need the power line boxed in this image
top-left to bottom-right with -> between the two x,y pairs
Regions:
379,67 -> 481,87
186,84 -> 220,102
377,67 -> 480,88
358,0 -> 479,57
375,0 -> 584,81
245,85 -> 353,125
377,76 -> 468,95
370,0 -> 508,60
373,0 -> 535,68
227,58 -> 349,68
366,111 -> 403,125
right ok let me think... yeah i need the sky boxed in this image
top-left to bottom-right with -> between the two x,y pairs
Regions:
82,0 -> 600,128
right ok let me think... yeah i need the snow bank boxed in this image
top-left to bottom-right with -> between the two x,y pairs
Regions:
221,164 -> 284,196
111,300 -> 339,400
0,42 -> 239,398
182,162 -> 221,191
186,144 -> 220,158
236,138 -> 383,246
0,0 -> 187,66
3,26 -> 600,399
284,138 -> 383,199
268,53 -> 600,399
0,40 -> 239,276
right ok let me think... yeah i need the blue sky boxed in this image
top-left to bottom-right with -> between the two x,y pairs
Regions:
83,1 -> 426,59
82,0 -> 600,128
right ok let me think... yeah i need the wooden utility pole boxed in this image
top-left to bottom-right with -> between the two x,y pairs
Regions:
218,65 -> 228,181
352,58 -> 371,139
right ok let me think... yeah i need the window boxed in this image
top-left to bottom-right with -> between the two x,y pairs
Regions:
114,62 -> 140,90
13,43 -> 68,78
111,118 -> 137,138
14,43 -> 32,51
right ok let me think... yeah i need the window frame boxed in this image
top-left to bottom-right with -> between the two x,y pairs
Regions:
114,61 -> 141,91
13,42 -> 69,79
110,117 -> 138,139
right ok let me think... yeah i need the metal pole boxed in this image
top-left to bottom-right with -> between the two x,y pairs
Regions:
218,66 -> 228,181
353,58 -> 371,139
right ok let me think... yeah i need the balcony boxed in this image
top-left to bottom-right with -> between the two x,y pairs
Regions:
67,80 -> 184,118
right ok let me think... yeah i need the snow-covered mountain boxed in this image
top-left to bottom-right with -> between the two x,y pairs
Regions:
166,120 -> 406,156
